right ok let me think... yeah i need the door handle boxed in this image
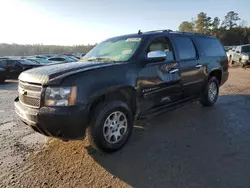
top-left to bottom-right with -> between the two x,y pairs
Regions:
195,64 -> 202,68
169,69 -> 179,74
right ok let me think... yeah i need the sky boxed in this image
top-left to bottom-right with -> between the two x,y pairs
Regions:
0,0 -> 249,45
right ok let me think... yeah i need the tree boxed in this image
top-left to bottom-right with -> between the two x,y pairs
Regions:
211,17 -> 220,29
239,20 -> 248,28
178,21 -> 195,32
222,11 -> 241,29
195,12 -> 212,34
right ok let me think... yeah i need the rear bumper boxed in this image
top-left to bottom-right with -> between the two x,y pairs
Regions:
14,97 -> 88,140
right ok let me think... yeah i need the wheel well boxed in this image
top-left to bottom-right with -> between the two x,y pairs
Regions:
88,88 -> 137,123
209,70 -> 222,84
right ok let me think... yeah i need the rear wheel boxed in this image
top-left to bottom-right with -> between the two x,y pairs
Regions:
199,76 -> 219,106
87,100 -> 133,153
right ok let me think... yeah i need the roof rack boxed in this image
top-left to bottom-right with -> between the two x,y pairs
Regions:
137,29 -> 210,36
138,29 -> 173,34
170,31 -> 209,36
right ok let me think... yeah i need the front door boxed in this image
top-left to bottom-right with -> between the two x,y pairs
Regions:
172,36 -> 205,98
138,37 -> 183,113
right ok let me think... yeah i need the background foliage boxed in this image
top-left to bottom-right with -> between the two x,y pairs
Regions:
0,43 -> 96,56
178,11 -> 250,46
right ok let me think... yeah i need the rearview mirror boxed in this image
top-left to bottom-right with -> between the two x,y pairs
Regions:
147,51 -> 166,62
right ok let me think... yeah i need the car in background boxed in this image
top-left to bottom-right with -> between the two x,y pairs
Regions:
47,56 -> 77,64
0,59 -> 42,83
230,44 -> 250,67
27,58 -> 52,65
0,57 -> 10,60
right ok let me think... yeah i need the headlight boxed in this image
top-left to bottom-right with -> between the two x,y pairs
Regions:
242,55 -> 249,60
44,86 -> 77,106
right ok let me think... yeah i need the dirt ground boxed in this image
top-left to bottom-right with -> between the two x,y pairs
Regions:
1,67 -> 250,188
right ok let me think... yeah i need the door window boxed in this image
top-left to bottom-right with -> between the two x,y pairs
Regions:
7,60 -> 16,67
174,36 -> 197,60
147,37 -> 175,61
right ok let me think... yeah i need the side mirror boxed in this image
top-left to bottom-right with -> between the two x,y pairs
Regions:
236,51 -> 240,53
147,51 -> 166,62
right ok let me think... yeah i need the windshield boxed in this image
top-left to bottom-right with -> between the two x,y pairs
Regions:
242,46 -> 250,53
83,37 -> 142,62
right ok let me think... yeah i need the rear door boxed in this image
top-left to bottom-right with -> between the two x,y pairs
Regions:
172,35 -> 205,98
138,36 -> 182,112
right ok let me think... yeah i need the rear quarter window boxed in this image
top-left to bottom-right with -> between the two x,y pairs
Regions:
196,37 -> 226,57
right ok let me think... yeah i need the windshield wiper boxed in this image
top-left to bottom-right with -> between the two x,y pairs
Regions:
87,57 -> 117,62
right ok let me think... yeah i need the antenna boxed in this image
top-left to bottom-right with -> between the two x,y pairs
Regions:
138,30 -> 142,35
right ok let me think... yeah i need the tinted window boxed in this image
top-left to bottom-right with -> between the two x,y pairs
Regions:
174,37 -> 196,60
196,38 -> 226,57
242,46 -> 250,53
7,60 -> 16,66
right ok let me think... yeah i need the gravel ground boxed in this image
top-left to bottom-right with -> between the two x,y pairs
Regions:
1,68 -> 250,188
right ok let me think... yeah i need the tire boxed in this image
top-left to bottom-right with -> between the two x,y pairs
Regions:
87,100 -> 133,153
199,76 -> 219,106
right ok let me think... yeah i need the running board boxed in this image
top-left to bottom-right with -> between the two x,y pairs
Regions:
138,97 -> 198,120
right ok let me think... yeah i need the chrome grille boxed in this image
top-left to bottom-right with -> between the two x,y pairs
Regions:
19,95 -> 40,107
19,81 -> 42,92
19,81 -> 42,108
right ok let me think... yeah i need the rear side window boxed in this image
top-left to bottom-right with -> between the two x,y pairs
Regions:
174,37 -> 197,60
196,38 -> 225,57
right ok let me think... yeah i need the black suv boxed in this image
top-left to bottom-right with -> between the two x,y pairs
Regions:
14,30 -> 229,152
0,59 -> 41,83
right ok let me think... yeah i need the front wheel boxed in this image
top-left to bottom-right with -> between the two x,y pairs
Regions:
199,77 -> 219,106
87,100 -> 133,153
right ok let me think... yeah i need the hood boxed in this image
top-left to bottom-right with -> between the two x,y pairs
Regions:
19,61 -> 114,85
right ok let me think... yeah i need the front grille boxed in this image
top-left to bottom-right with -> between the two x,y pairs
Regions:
19,81 -> 42,92
19,95 -> 40,107
19,81 -> 42,108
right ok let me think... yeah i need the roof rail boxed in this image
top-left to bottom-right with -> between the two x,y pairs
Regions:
170,31 -> 208,36
140,29 -> 173,34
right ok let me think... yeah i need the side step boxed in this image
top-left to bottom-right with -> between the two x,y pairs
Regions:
138,97 -> 198,120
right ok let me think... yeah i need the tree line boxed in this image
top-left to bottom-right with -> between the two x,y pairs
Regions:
0,43 -> 96,56
178,11 -> 250,46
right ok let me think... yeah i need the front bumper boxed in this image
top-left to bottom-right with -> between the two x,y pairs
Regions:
14,97 -> 88,140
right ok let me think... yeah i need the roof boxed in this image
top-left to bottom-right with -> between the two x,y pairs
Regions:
112,29 -> 215,39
